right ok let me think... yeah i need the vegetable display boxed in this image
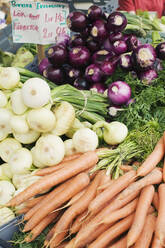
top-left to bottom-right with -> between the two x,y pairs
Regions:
0,5 -> 165,248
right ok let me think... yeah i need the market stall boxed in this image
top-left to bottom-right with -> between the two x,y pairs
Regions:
0,0 -> 165,247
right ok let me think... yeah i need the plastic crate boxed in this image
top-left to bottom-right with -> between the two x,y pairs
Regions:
0,216 -> 23,248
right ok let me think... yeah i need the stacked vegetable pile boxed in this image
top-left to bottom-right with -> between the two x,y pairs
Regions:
9,131 -> 165,248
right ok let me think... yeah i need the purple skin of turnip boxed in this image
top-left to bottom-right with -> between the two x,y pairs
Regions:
86,37 -> 100,53
47,45 -> 68,67
102,38 -> 114,52
112,40 -> 127,55
90,20 -> 107,41
126,35 -> 142,52
119,54 -> 132,71
92,50 -> 113,65
55,34 -> 70,47
85,64 -> 103,83
156,42 -> 165,60
69,34 -> 85,48
73,77 -> 90,90
67,11 -> 87,32
87,5 -> 104,21
139,69 -> 158,85
154,58 -> 163,72
66,67 -> 81,83
108,81 -> 131,105
38,58 -> 51,75
69,46 -> 90,68
132,44 -> 156,71
107,11 -> 127,33
100,61 -> 116,76
109,32 -> 123,43
90,82 -> 106,94
43,65 -> 65,85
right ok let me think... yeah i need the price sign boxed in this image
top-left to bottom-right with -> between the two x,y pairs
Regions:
10,0 -> 70,45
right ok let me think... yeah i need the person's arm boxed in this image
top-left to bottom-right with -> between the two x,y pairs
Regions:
118,0 -> 136,12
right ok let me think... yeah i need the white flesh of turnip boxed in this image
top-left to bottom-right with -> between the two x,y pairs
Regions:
0,90 -> 7,107
0,67 -> 20,89
0,138 -> 22,162
27,107 -> 56,133
13,129 -> 40,144
21,78 -> 51,108
0,180 -> 15,205
10,89 -> 28,115
10,114 -> 29,134
8,148 -> 33,175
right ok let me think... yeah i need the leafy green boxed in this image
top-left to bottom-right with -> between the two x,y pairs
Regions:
106,63 -> 165,133
95,121 -> 162,178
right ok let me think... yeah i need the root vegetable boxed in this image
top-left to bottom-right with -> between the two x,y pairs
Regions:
0,67 -> 20,89
21,78 -> 51,108
0,180 -> 15,205
34,134 -> 65,166
7,151 -> 98,207
0,108 -> 12,140
0,207 -> 15,226
0,138 -> 22,162
8,148 -> 33,175
27,107 -> 56,133
0,90 -> 7,107
10,89 -> 28,115
13,129 -> 40,144
52,101 -> 75,136
73,128 -> 98,153
10,115 -> 29,134
64,139 -> 77,156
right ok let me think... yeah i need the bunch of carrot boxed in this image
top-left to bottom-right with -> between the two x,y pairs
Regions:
7,132 -> 165,247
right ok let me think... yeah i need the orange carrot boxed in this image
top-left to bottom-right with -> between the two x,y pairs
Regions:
48,172 -> 101,247
102,198 -> 138,225
7,151 -> 98,207
137,136 -> 164,177
24,177 -> 72,221
127,185 -> 155,247
87,213 -> 135,248
134,214 -> 156,248
25,196 -> 45,208
151,234 -> 163,248
107,235 -> 127,248
155,183 -> 165,246
70,210 -> 88,234
66,188 -> 87,207
152,191 -> 159,210
120,165 -> 134,172
88,170 -> 136,216
118,168 -> 162,200
16,207 -> 31,215
73,190 -> 140,248
23,173 -> 90,232
24,212 -> 59,242
65,238 -> 76,248
35,153 -> 82,176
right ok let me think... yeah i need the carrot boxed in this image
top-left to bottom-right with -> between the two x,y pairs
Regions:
55,241 -> 69,248
107,235 -> 127,248
66,188 -> 87,207
23,173 -> 90,232
118,168 -> 162,200
16,207 -> 31,215
48,172 -> 101,247
73,190 -> 140,248
25,196 -> 45,208
134,214 -> 156,248
155,183 -> 165,246
137,136 -> 164,177
24,177 -> 72,221
151,234 -> 163,248
35,153 -> 82,176
70,210 -> 88,234
102,198 -> 138,225
65,238 -> 76,248
24,211 -> 59,243
152,191 -> 159,210
88,170 -> 136,216
7,151 -> 98,207
127,185 -> 155,247
120,165 -> 134,172
87,213 -> 135,248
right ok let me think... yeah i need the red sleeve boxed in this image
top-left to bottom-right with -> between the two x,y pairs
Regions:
118,0 -> 136,11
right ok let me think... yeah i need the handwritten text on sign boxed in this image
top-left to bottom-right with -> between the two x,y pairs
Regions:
10,1 -> 70,45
